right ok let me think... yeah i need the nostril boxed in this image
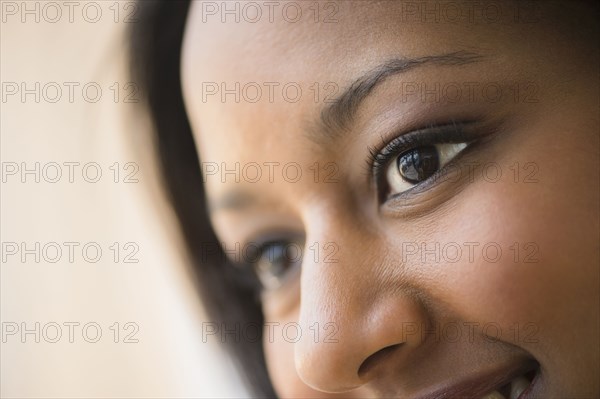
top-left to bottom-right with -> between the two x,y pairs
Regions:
358,344 -> 402,379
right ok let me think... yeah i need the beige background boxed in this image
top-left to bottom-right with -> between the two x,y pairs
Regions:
0,1 -> 247,397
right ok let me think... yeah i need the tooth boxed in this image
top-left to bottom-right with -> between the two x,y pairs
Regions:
510,376 -> 531,399
482,391 -> 506,399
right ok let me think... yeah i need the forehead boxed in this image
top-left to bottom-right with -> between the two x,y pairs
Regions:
182,1 -> 413,79
183,2 -> 475,140
179,0 -> 550,77
180,1 -> 493,88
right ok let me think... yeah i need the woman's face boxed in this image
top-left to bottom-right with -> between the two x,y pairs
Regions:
181,1 -> 599,397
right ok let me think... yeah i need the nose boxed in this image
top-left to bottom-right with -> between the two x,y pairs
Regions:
294,217 -> 430,393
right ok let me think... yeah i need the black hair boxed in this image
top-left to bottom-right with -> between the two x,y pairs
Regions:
128,1 -> 276,397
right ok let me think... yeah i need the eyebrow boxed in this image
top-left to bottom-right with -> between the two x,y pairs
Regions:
209,51 -> 484,214
314,50 -> 485,141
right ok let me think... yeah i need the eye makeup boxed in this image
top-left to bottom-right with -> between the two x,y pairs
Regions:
367,120 -> 480,201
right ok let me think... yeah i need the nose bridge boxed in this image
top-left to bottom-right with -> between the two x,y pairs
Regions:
295,209 -> 429,392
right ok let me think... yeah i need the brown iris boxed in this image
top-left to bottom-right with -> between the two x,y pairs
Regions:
397,146 -> 440,183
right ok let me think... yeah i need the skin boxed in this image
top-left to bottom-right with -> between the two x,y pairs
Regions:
180,1 -> 599,397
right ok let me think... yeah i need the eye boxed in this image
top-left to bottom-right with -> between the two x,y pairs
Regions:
252,241 -> 302,291
368,122 -> 481,202
386,142 -> 467,196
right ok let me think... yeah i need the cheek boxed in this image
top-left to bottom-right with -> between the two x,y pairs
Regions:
384,121 -> 598,386
427,119 -> 598,320
450,123 -> 600,324
430,187 -> 557,322
440,170 -> 598,390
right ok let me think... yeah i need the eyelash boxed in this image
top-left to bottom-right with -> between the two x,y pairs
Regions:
367,120 -> 475,197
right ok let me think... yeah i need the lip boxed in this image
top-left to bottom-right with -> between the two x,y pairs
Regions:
411,358 -> 539,399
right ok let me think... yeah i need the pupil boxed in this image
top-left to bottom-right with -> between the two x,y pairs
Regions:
397,146 -> 440,183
